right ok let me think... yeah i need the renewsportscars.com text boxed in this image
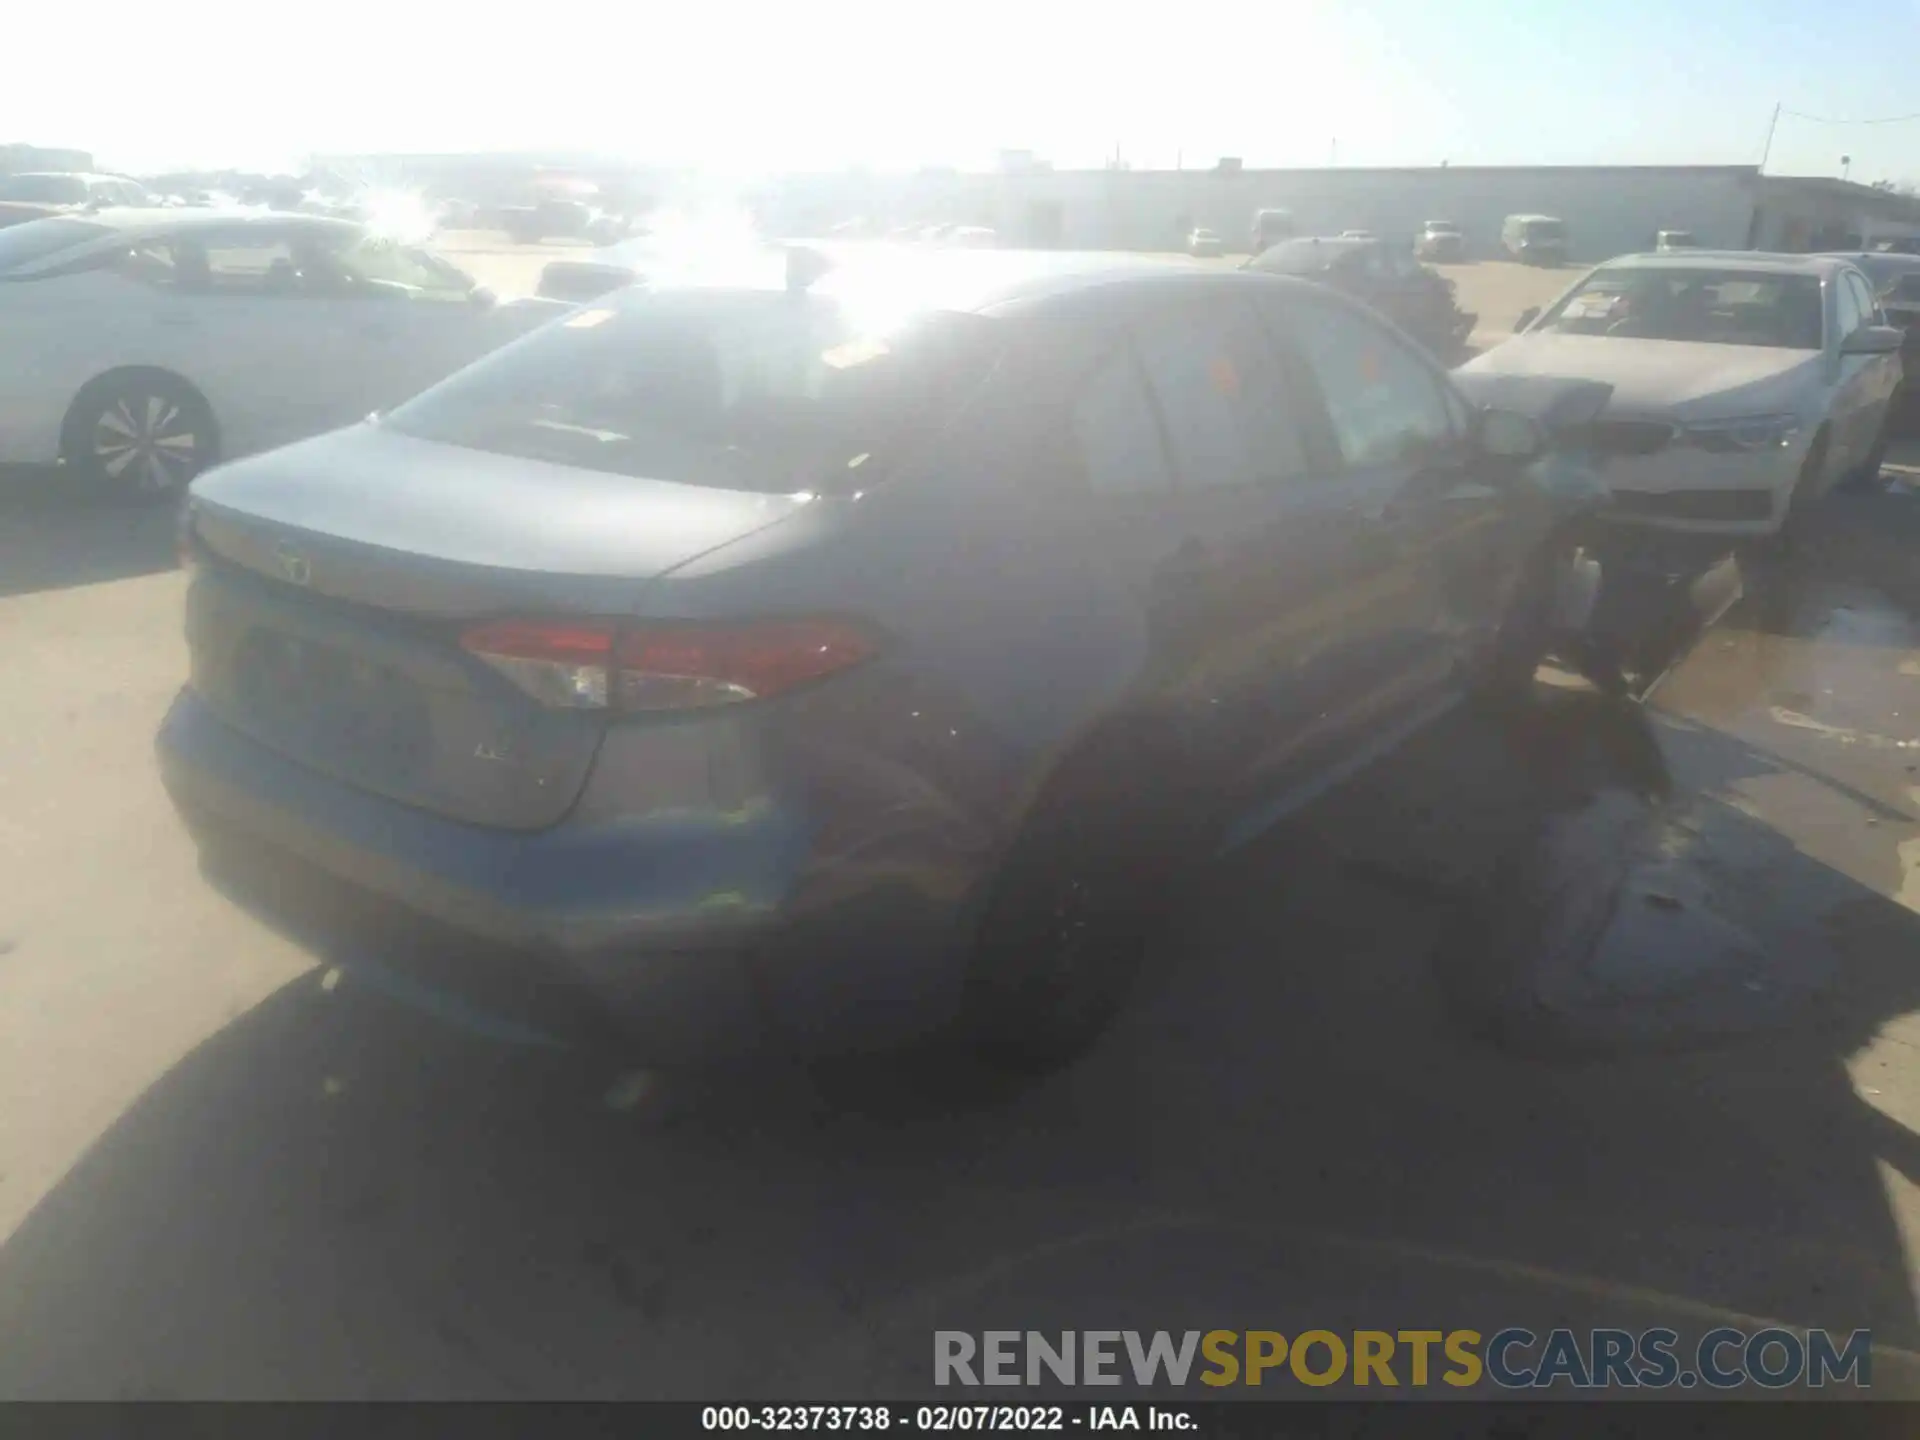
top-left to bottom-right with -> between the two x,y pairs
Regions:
934,1328 -> 1872,1390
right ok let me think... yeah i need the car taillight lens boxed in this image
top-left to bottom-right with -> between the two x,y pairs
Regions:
460,619 -> 875,712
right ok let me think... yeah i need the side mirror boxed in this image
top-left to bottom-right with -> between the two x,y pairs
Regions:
1477,407 -> 1545,461
1842,323 -> 1903,356
1514,305 -> 1541,333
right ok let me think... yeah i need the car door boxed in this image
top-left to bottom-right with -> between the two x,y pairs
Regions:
156,222 -> 380,456
1117,295 -> 1335,802
1042,320 -> 1244,805
1124,289 -> 1479,815
1253,289 -> 1518,763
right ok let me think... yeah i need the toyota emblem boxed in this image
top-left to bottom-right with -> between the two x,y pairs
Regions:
273,540 -> 313,587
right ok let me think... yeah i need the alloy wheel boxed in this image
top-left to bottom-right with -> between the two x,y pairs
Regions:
93,392 -> 203,495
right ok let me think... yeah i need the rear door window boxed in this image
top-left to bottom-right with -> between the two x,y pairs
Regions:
194,230 -> 305,295
1070,344 -> 1175,496
112,237 -> 186,289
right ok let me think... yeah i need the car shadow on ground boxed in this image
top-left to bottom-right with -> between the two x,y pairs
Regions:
4,645 -> 1920,1399
0,469 -> 179,600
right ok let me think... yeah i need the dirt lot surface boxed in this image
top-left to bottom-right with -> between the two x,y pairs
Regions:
3,258 -> 1920,1400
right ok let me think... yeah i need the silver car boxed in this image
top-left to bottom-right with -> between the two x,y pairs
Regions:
1462,252 -> 1904,535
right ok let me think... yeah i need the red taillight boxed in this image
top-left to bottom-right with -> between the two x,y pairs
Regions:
460,618 -> 874,712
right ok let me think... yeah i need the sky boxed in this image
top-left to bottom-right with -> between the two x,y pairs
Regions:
8,0 -> 1920,181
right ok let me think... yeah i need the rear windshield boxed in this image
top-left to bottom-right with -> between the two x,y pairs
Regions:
0,218 -> 109,274
1539,268 -> 1824,348
1523,220 -> 1566,241
384,289 -> 1000,493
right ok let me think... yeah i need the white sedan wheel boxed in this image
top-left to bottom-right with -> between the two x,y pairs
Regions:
70,377 -> 214,501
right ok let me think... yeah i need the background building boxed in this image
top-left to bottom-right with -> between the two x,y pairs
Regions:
756,163 -> 1920,259
0,143 -> 94,174
292,153 -> 1920,262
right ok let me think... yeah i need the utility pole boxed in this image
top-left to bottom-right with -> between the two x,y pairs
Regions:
1759,101 -> 1782,173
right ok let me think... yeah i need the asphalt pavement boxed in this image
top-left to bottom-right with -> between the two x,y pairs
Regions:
1,338 -> 1919,1401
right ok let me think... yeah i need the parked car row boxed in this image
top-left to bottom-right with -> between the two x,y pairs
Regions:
1242,235 -> 1478,363
0,171 -> 156,229
1239,213 -> 1572,265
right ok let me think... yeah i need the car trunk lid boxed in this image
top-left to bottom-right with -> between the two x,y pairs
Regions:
185,425 -> 811,830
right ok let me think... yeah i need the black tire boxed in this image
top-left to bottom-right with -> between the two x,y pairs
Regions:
62,370 -> 216,503
1473,537 -> 1573,711
960,739 -> 1180,1074
1750,425 -> 1827,564
1841,417 -> 1891,494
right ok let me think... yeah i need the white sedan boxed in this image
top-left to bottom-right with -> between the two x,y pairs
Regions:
1460,252 -> 1904,537
0,209 -> 563,499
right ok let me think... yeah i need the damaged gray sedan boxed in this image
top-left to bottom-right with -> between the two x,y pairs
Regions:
160,246 -> 1613,1071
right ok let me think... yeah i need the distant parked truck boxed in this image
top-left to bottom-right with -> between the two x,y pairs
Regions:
1502,213 -> 1568,265
1655,229 -> 1698,252
1250,208 -> 1295,254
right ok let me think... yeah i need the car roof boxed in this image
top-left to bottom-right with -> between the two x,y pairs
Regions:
1822,250 -> 1920,271
5,171 -> 130,183
1600,250 -> 1855,276
69,206 -> 360,234
3,208 -> 373,277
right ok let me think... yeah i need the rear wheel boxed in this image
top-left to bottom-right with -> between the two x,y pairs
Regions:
960,740 -> 1179,1073
62,371 -> 215,503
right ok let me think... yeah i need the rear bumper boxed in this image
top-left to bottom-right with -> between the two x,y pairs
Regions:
157,687 -> 983,1060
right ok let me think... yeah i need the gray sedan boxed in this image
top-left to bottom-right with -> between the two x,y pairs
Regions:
159,246 -> 1600,1071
